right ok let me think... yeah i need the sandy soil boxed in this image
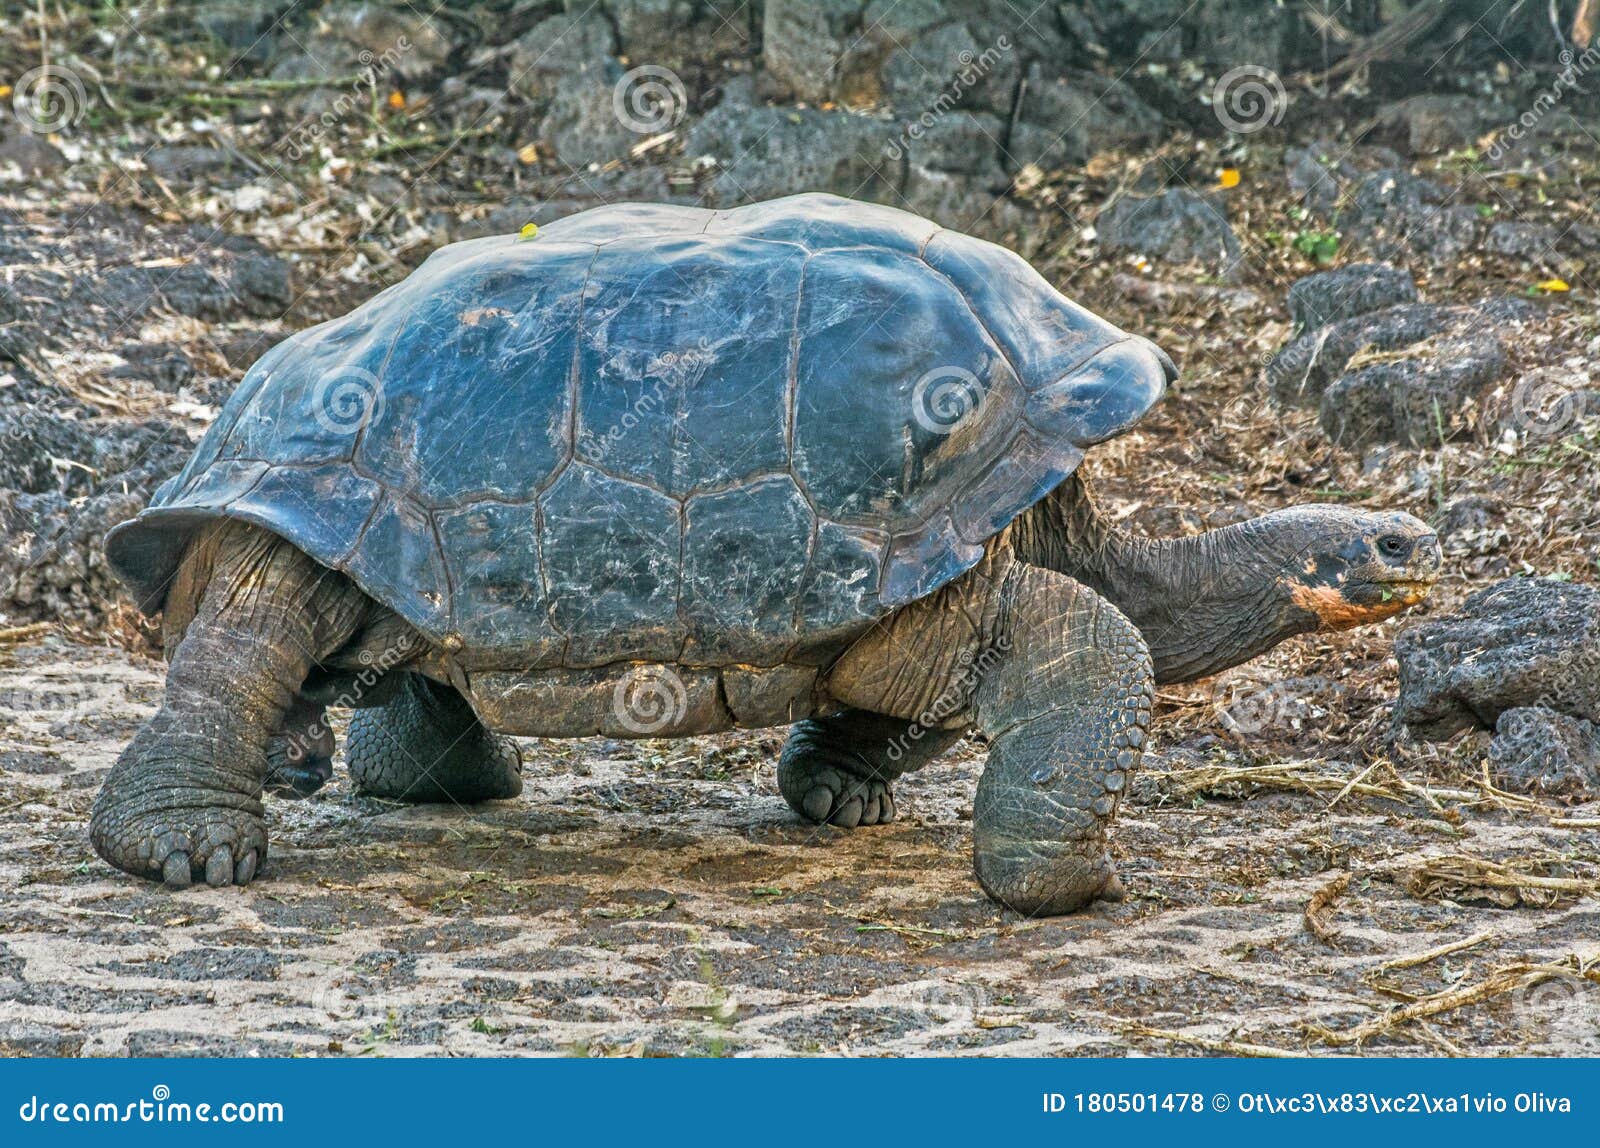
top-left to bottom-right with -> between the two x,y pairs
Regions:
3,637 -> 1596,1058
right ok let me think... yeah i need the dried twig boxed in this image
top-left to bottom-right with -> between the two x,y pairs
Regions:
1402,854 -> 1600,909
1376,931 -> 1494,971
1311,955 -> 1600,1047
1304,873 -> 1351,943
1116,1022 -> 1300,1058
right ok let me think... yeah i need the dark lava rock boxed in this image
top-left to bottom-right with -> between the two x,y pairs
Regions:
1287,262 -> 1418,332
195,0 -> 297,64
1343,170 -> 1482,265
107,342 -> 195,393
1488,707 -> 1600,796
1097,189 -> 1241,276
1396,578 -> 1600,741
125,1030 -> 299,1057
0,1022 -> 84,1058
1266,302 -> 1478,407
1319,331 -> 1506,447
0,415 -> 190,624
1006,64 -> 1164,174
1283,140 -> 1407,214
0,126 -> 66,176
0,749 -> 70,775
1482,221 -> 1567,269
686,79 -> 897,210
1376,95 -> 1500,156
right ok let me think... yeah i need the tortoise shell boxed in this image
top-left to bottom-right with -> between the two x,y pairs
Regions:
106,193 -> 1174,669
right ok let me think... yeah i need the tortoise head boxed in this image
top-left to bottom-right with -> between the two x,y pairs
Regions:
1274,507 -> 1442,631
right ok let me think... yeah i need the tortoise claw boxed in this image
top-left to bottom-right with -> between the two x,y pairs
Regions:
162,853 -> 192,889
205,849 -> 234,888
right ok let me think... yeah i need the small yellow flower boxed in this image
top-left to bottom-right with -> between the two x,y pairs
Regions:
1218,168 -> 1241,189
387,90 -> 405,110
517,142 -> 540,165
0,84 -> 12,100
1537,279 -> 1571,292
520,222 -> 540,240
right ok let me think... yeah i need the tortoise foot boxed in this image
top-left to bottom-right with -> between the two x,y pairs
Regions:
91,798 -> 267,889
347,674 -> 522,804
778,720 -> 898,828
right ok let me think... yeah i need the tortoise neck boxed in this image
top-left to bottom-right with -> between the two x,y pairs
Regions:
1014,474 -> 1311,684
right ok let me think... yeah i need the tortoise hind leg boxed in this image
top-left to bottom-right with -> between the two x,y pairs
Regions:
778,709 -> 964,827
346,674 -> 522,803
91,523 -> 369,887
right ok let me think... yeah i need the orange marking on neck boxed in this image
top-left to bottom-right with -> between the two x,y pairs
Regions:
1289,582 -> 1423,631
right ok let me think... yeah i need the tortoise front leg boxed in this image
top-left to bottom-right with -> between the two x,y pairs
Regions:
970,565 -> 1153,916
778,709 -> 964,827
91,525 -> 367,887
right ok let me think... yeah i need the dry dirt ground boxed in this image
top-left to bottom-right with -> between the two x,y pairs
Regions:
4,1 -> 1600,1060
3,636 -> 1598,1057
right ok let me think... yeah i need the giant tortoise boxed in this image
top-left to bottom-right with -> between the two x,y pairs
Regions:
94,193 -> 1441,914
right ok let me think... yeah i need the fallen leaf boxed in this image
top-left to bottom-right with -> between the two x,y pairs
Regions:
520,222 -> 540,240
1537,279 -> 1570,292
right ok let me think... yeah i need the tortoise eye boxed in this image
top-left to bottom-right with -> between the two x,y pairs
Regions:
1377,534 -> 1412,559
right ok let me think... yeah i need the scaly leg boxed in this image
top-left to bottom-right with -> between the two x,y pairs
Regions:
969,565 -> 1153,915
91,525 -> 367,887
345,673 -> 522,804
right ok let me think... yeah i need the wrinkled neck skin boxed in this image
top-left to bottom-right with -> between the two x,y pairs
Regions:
1012,474 -> 1316,684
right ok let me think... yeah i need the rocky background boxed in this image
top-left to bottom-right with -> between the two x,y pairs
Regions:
0,0 -> 1598,1056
